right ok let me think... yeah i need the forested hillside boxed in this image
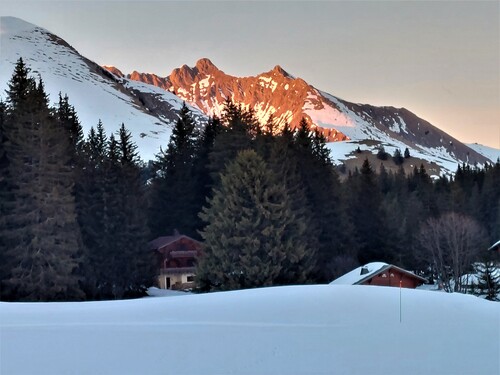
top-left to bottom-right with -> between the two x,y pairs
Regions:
1,59 -> 498,301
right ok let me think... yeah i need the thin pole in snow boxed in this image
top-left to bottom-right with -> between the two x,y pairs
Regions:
399,280 -> 402,323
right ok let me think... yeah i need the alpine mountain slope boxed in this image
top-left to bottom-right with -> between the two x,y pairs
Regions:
0,16 -> 206,161
1,16 -> 496,172
110,58 -> 495,175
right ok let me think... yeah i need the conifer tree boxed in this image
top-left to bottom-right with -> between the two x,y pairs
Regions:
191,116 -> 223,233
392,148 -> 404,165
1,60 -> 84,301
80,124 -> 152,299
474,262 -> 500,301
348,158 -> 390,264
112,126 -> 152,298
148,102 -> 200,238
55,93 -> 84,165
208,100 -> 256,185
291,118 -> 354,281
404,147 -> 411,158
0,99 -> 10,285
197,149 -> 315,291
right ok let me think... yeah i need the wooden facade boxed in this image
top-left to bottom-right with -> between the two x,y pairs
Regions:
330,262 -> 427,289
361,266 -> 425,289
149,233 -> 202,290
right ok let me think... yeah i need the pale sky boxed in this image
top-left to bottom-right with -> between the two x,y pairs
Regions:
1,0 -> 499,148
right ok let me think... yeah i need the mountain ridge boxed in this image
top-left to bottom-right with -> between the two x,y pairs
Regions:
108,58 -> 493,174
0,16 -> 207,161
1,16 -> 496,173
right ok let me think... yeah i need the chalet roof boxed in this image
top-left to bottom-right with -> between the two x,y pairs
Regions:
329,262 -> 427,285
149,234 -> 201,251
488,240 -> 500,251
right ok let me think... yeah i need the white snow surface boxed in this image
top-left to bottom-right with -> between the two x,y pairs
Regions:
330,262 -> 388,285
0,16 -> 185,161
304,90 -> 354,128
312,89 -> 484,176
466,143 -> 500,163
1,285 -> 499,375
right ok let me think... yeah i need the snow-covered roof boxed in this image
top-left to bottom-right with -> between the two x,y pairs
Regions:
329,262 -> 389,285
329,262 -> 427,285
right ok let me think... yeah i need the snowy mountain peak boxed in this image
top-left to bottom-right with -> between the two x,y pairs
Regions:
0,16 -> 38,35
0,16 -> 208,162
1,16 -> 494,174
124,58 -> 492,175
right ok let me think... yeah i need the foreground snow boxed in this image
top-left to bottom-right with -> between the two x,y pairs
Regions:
1,285 -> 498,374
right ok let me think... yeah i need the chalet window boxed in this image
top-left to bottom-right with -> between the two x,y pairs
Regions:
186,275 -> 195,283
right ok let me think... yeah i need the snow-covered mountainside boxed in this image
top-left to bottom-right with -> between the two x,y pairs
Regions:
1,285 -> 498,375
467,143 -> 500,163
1,16 -> 495,173
0,16 -> 207,161
119,58 -> 494,176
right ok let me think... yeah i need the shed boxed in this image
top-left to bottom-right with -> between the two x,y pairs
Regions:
330,262 -> 427,289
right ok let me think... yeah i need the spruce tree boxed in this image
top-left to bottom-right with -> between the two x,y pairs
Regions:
148,102 -> 200,238
208,100 -> 255,185
0,99 -> 11,286
55,93 -> 84,166
392,149 -> 404,165
197,149 -> 315,291
474,262 -> 500,301
290,118 -> 354,281
80,124 -> 152,299
1,61 -> 84,301
404,147 -> 411,158
348,158 -> 390,264
113,125 -> 153,298
191,116 -> 223,233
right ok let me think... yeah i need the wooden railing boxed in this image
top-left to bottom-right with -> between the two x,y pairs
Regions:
160,267 -> 195,275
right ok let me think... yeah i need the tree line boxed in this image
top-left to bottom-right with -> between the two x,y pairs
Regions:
1,59 -> 498,301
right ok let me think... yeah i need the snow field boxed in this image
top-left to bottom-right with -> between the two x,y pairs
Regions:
1,285 -> 498,375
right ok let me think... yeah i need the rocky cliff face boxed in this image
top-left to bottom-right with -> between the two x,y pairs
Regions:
111,58 -> 489,169
114,58 -> 348,141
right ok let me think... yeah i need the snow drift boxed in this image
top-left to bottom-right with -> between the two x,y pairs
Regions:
1,285 -> 498,374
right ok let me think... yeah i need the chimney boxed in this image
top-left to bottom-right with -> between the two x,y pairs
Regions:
173,229 -> 180,236
360,267 -> 369,275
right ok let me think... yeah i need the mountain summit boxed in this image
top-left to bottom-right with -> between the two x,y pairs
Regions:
0,17 -> 494,171
116,58 -> 492,174
0,16 -> 206,161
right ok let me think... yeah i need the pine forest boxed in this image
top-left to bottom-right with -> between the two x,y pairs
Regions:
1,59 -> 499,301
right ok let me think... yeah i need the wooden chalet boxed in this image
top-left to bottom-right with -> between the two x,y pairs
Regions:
149,231 -> 202,290
330,262 -> 427,289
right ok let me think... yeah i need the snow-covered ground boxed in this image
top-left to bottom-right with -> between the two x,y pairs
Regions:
467,143 -> 500,163
1,285 -> 498,375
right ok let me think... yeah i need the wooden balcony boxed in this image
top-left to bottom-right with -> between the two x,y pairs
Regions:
170,250 -> 198,259
160,266 -> 195,275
